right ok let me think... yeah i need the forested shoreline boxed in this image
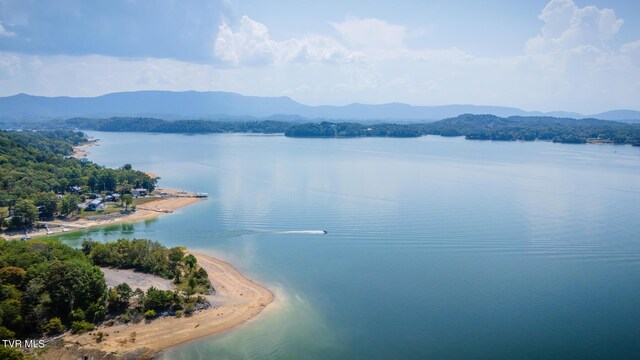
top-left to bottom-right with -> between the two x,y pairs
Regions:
19,117 -> 292,134
0,130 -> 157,231
284,115 -> 640,145
0,238 -> 211,359
7,114 -> 640,146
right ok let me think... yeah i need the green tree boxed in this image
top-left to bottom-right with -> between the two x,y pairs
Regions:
108,283 -> 132,312
0,207 -> 8,230
44,317 -> 65,335
34,192 -> 59,219
69,308 -> 86,322
121,194 -> 133,211
0,346 -> 24,360
0,266 -> 26,286
184,254 -> 197,271
0,326 -> 16,340
11,199 -> 38,228
144,287 -> 175,311
115,283 -> 133,303
27,260 -> 106,321
97,171 -> 117,192
60,194 -> 79,216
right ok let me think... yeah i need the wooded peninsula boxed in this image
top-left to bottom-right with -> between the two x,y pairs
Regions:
0,130 -> 157,232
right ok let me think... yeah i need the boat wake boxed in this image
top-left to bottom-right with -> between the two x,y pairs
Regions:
277,230 -> 327,235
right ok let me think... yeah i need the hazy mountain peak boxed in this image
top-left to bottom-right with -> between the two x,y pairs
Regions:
0,91 -> 639,123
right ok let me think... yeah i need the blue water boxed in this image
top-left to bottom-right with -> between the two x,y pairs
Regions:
54,132 -> 640,359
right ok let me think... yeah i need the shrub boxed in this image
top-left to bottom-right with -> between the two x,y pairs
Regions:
71,321 -> 94,334
95,331 -> 105,343
44,317 -> 65,335
184,303 -> 195,315
69,308 -> 86,322
0,347 -> 24,360
144,309 -> 156,319
0,326 -> 16,340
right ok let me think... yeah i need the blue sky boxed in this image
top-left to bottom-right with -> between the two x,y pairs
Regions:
0,0 -> 639,113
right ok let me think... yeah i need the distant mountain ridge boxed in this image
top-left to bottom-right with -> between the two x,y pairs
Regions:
0,91 -> 638,123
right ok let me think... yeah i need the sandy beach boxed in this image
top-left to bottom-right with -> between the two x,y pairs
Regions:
71,140 -> 98,158
43,253 -> 273,359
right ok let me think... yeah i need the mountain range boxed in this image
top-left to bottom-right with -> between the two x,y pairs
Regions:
0,91 -> 638,123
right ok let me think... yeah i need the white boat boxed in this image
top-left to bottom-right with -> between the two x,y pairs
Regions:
61,227 -> 70,232
45,226 -> 54,235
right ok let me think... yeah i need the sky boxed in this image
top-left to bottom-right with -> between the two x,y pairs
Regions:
0,0 -> 639,114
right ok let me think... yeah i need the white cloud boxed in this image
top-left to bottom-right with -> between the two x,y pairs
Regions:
621,40 -> 640,55
525,0 -> 623,54
331,17 -> 406,50
0,53 -> 20,79
1,1 -> 639,114
214,15 -> 359,65
0,21 -> 16,37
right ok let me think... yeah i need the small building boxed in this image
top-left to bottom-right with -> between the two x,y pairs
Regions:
195,192 -> 209,198
70,185 -> 83,193
105,193 -> 121,202
85,198 -> 105,211
131,188 -> 148,197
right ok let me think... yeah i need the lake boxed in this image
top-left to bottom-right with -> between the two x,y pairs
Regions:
54,132 -> 640,359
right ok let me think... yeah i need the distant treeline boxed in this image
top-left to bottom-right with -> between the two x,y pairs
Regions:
8,114 -> 640,146
284,115 -> 640,145
33,117 -> 292,134
2,130 -> 87,155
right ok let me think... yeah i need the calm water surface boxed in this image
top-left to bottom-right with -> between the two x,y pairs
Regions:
54,132 -> 640,359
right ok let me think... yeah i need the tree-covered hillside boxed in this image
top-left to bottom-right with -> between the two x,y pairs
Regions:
0,130 -> 157,230
33,117 -> 292,134
426,114 -> 640,144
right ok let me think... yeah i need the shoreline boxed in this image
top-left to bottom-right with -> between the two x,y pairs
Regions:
72,139 -> 98,158
43,252 -> 274,359
1,188 -> 204,240
0,141 -> 201,240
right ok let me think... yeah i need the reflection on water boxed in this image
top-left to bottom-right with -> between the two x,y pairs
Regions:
53,132 -> 640,359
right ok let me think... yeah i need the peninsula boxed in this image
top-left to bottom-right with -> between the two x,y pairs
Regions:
0,238 -> 273,360
0,130 -> 205,240
46,253 -> 273,359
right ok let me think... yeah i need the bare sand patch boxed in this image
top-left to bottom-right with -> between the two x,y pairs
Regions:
101,268 -> 175,292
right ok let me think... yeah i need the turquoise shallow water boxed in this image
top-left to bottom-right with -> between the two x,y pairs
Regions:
54,132 -> 640,359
